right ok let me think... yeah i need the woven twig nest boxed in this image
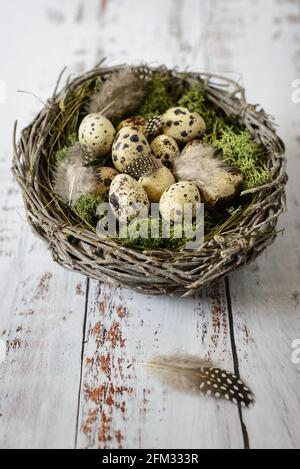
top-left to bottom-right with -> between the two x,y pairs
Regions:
12,64 -> 287,297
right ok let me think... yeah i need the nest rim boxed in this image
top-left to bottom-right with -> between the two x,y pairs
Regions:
12,63 -> 287,297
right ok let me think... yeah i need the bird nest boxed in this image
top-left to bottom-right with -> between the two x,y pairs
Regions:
12,64 -> 287,296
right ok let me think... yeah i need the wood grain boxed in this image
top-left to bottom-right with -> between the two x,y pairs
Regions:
203,0 -> 300,449
0,224 -> 87,448
0,0 -> 92,449
76,282 -> 243,449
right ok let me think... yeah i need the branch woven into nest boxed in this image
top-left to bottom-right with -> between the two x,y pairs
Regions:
12,64 -> 287,297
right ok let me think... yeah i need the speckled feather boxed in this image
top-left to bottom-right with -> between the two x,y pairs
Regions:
88,68 -> 145,118
60,142 -> 96,167
141,354 -> 255,408
144,115 -> 163,139
124,153 -> 161,179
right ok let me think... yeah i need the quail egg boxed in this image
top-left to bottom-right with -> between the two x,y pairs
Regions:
116,116 -> 147,133
201,167 -> 244,209
139,166 -> 176,203
79,113 -> 115,157
109,174 -> 150,223
150,135 -> 180,169
112,126 -> 151,172
159,181 -> 201,223
162,107 -> 206,143
96,166 -> 119,196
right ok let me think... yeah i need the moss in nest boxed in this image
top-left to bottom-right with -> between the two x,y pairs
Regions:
178,84 -> 206,114
74,194 -> 104,226
121,217 -> 163,249
212,129 -> 270,190
178,84 -> 269,190
54,133 -> 78,163
120,217 -> 202,250
136,76 -> 176,118
179,86 -> 225,132
178,84 -> 242,142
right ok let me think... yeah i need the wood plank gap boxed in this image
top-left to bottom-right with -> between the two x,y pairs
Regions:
75,277 -> 90,449
225,276 -> 250,450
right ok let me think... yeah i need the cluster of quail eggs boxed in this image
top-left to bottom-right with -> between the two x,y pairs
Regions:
77,106 -> 210,225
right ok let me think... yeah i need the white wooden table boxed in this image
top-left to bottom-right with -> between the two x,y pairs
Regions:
0,0 -> 300,450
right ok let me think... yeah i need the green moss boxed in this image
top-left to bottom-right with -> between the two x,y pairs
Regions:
179,85 -> 227,136
212,129 -> 270,190
54,132 -> 78,163
73,194 -> 104,225
136,76 -> 176,118
178,84 -> 270,191
178,84 -> 206,113
178,84 -> 243,143
119,216 -> 203,250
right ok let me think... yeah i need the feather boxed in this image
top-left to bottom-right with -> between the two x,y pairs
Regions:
61,142 -> 96,167
139,353 -> 255,408
173,142 -> 244,208
173,143 -> 223,190
54,143 -> 97,206
88,67 -> 145,119
124,153 -> 161,179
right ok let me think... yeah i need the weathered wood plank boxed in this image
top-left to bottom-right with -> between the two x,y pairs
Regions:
0,0 -> 92,449
0,228 -> 87,449
76,282 -> 243,449
203,0 -> 300,448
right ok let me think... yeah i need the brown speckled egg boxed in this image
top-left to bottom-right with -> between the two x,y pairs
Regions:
162,107 -> 206,143
112,126 -> 151,172
139,166 -> 175,203
159,181 -> 201,223
96,166 -> 119,195
79,113 -> 115,157
150,135 -> 180,169
109,174 -> 150,223
116,116 -> 147,133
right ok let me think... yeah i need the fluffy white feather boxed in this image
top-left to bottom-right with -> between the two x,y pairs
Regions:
174,143 -> 223,190
54,143 -> 97,206
139,353 -> 255,408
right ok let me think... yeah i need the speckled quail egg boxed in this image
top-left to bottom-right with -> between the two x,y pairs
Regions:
96,166 -> 119,196
116,116 -> 147,133
159,181 -> 201,223
150,135 -> 180,169
139,166 -> 176,203
201,167 -> 244,209
109,174 -> 150,223
162,107 -> 206,143
79,113 -> 116,157
112,126 -> 151,172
